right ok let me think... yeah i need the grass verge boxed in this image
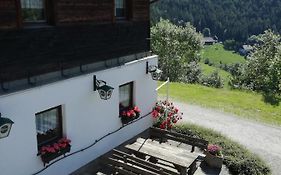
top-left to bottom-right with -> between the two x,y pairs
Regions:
174,123 -> 271,175
158,82 -> 281,126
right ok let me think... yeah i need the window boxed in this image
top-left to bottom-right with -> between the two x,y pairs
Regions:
21,0 -> 46,22
115,0 -> 128,19
35,106 -> 63,149
119,82 -> 133,111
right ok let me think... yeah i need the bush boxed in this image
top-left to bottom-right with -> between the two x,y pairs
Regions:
200,70 -> 224,88
174,123 -> 271,175
184,61 -> 202,83
204,58 -> 210,65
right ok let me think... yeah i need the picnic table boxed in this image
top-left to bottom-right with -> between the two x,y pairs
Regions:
125,138 -> 200,175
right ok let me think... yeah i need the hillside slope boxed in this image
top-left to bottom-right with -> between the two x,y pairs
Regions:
151,0 -> 281,41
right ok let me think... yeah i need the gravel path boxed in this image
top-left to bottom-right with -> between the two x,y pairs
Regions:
173,101 -> 281,175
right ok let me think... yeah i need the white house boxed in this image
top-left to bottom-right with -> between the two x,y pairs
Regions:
0,0 -> 158,174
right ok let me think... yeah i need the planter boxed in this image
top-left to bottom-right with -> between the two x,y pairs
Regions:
205,151 -> 223,168
121,113 -> 140,125
41,145 -> 71,164
121,116 -> 138,125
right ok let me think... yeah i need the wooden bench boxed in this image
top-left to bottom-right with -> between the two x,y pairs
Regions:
105,149 -> 179,175
125,138 -> 200,175
150,127 -> 208,152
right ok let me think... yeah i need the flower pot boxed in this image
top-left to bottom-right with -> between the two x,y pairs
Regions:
41,145 -> 71,164
205,151 -> 223,168
121,115 -> 139,125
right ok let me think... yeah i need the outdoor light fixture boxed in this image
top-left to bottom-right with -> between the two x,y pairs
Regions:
0,113 -> 14,139
93,75 -> 114,100
146,62 -> 163,80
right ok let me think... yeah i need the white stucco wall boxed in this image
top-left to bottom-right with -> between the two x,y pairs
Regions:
0,56 -> 158,175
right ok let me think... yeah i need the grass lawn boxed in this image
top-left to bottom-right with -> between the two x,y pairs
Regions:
200,63 -> 231,87
158,82 -> 281,126
202,43 -> 245,65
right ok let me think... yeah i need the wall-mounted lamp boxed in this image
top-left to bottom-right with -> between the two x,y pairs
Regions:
93,75 -> 114,100
0,113 -> 14,139
146,62 -> 163,80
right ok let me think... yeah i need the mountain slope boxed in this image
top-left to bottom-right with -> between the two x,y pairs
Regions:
151,0 -> 281,41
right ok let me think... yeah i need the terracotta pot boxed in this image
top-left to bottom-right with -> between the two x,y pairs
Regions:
205,151 -> 223,168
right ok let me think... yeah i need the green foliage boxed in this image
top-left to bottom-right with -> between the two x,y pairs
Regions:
202,44 -> 245,66
174,123 -> 271,175
230,30 -> 281,98
151,19 -> 203,81
200,70 -> 224,88
151,0 -> 281,41
223,39 -> 237,51
184,61 -> 202,83
202,28 -> 211,37
158,82 -> 281,125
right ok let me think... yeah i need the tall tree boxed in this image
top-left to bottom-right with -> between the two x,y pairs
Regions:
151,19 -> 203,82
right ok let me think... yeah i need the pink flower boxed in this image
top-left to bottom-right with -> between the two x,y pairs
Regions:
134,106 -> 141,113
152,110 -> 159,118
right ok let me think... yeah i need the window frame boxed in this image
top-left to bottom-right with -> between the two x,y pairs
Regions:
35,106 -> 63,150
114,0 -> 132,21
119,82 -> 134,111
19,0 -> 55,27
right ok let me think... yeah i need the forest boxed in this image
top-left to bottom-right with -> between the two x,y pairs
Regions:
151,0 -> 281,42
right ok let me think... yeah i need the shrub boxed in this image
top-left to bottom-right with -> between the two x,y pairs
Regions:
174,123 -> 271,175
207,61 -> 214,66
184,61 -> 202,83
200,70 -> 224,88
204,58 -> 210,65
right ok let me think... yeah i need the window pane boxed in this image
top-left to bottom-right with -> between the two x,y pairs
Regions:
36,107 -> 62,147
119,83 -> 133,110
115,0 -> 126,18
21,0 -> 45,22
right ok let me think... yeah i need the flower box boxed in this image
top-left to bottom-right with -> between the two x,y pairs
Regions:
41,145 -> 71,164
39,138 -> 71,165
120,106 -> 141,125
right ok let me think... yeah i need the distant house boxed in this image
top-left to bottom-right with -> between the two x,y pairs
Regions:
203,37 -> 218,45
239,45 -> 253,56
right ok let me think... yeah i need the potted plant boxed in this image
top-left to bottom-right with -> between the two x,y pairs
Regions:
40,138 -> 71,165
120,106 -> 141,125
152,100 -> 183,130
205,144 -> 223,168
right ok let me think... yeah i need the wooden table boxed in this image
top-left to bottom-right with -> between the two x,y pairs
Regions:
125,138 -> 200,175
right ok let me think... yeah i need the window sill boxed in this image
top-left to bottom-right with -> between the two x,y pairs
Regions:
23,22 -> 54,30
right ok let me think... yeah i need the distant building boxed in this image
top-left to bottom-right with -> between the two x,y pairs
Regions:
203,37 -> 218,45
239,45 -> 253,56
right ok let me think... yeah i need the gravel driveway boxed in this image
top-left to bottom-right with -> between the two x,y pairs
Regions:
173,101 -> 281,175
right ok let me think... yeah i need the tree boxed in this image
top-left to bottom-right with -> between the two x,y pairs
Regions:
151,19 -> 203,82
202,28 -> 211,37
230,30 -> 281,98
